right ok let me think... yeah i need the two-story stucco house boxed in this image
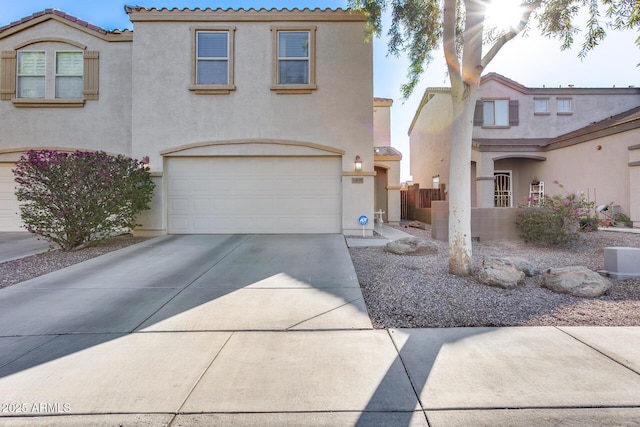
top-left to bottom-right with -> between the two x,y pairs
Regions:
0,6 -> 380,235
409,73 -> 640,227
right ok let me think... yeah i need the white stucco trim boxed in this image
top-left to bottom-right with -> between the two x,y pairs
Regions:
160,139 -> 345,157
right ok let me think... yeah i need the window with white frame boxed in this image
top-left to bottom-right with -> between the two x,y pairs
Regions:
432,175 -> 440,189
55,51 -> 83,99
557,98 -> 572,114
483,99 -> 509,126
271,26 -> 316,93
278,31 -> 309,84
1,43 -> 98,105
189,28 -> 235,95
196,31 -> 229,85
534,98 -> 549,114
17,51 -> 46,98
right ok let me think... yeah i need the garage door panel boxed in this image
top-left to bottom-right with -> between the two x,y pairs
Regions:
0,164 -> 23,231
167,157 -> 341,234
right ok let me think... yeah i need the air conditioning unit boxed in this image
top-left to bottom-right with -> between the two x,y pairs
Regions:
599,247 -> 640,279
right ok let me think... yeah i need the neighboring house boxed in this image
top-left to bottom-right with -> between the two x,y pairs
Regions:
373,97 -> 402,225
0,7 -> 377,235
409,73 -> 640,227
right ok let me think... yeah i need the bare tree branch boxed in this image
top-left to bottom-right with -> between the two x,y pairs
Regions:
481,0 -> 542,69
443,0 -> 462,91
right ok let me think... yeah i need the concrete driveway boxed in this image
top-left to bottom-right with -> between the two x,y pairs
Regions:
0,232 -> 51,263
2,234 -> 640,426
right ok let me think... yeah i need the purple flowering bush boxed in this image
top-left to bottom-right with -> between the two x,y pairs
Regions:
515,180 -> 598,247
13,150 -> 155,251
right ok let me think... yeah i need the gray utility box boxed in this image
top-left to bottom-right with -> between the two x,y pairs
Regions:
600,247 -> 640,280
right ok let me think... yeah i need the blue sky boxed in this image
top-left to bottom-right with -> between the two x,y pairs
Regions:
2,1 -> 638,181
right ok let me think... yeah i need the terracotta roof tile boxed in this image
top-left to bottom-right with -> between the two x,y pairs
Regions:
124,5 -> 352,13
0,9 -> 130,35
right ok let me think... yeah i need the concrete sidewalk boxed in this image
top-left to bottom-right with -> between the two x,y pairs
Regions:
345,223 -> 414,247
0,234 -> 639,426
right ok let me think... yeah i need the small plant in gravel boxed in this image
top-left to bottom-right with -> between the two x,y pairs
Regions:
515,180 -> 598,247
13,150 -> 155,251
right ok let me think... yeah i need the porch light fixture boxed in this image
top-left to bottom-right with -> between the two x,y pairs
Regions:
354,155 -> 362,171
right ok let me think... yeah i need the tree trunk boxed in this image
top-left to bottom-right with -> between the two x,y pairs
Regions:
448,88 -> 478,276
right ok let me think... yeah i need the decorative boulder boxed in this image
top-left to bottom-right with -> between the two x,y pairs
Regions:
543,266 -> 611,298
384,237 -> 438,256
407,220 -> 427,230
477,257 -> 525,289
498,256 -> 540,277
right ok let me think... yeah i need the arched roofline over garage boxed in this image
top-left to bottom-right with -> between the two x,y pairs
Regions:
492,154 -> 546,162
160,139 -> 345,157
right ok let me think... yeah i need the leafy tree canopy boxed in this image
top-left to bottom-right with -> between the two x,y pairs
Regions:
350,0 -> 639,98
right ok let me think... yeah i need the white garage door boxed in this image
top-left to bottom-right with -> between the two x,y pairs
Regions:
0,163 -> 23,231
167,157 -> 341,234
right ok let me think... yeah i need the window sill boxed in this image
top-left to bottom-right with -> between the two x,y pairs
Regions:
481,125 -> 510,129
12,98 -> 85,108
534,112 -> 550,116
557,112 -> 573,116
271,84 -> 317,94
189,85 -> 235,95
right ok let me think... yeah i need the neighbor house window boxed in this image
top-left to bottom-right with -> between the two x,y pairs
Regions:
189,28 -> 235,95
483,100 -> 509,126
534,98 -> 549,114
432,175 -> 440,189
55,52 -> 83,99
557,98 -> 572,114
271,26 -> 316,94
17,51 -> 45,98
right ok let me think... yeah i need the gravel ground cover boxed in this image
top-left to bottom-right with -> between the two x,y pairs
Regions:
3,229 -> 640,328
0,234 -> 149,289
350,225 -> 640,328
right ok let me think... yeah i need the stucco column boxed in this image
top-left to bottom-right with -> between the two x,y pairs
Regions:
629,145 -> 640,228
475,153 -> 495,208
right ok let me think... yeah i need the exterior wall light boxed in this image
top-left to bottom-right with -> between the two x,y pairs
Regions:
355,155 -> 362,171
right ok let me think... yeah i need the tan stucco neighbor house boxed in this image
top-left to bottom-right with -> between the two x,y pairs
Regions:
409,73 -> 640,228
373,97 -> 402,225
0,6 -> 381,235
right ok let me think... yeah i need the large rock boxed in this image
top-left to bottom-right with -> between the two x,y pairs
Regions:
384,237 -> 438,256
407,220 -> 427,230
543,266 -> 611,298
477,257 -> 525,289
492,256 -> 540,277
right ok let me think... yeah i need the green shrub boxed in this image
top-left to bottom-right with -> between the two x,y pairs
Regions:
515,181 -> 598,247
13,150 -> 155,251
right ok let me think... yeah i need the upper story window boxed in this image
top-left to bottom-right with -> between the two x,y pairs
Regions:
17,51 -> 45,98
1,42 -> 99,107
557,98 -> 572,115
189,27 -> 235,95
278,31 -> 309,84
271,26 -> 317,94
483,100 -> 509,126
55,52 -> 83,99
473,99 -> 519,127
534,98 -> 549,114
197,31 -> 228,85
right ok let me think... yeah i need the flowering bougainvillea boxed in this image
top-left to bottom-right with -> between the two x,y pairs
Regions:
13,150 -> 155,251
515,181 -> 598,247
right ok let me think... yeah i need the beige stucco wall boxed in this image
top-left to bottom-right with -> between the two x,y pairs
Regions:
0,19 -> 132,158
410,79 -> 640,216
409,92 -> 452,190
373,100 -> 392,146
128,10 -> 374,235
527,132 -> 636,216
475,80 -> 640,140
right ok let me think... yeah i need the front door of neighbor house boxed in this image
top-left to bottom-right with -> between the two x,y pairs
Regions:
494,171 -> 512,207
